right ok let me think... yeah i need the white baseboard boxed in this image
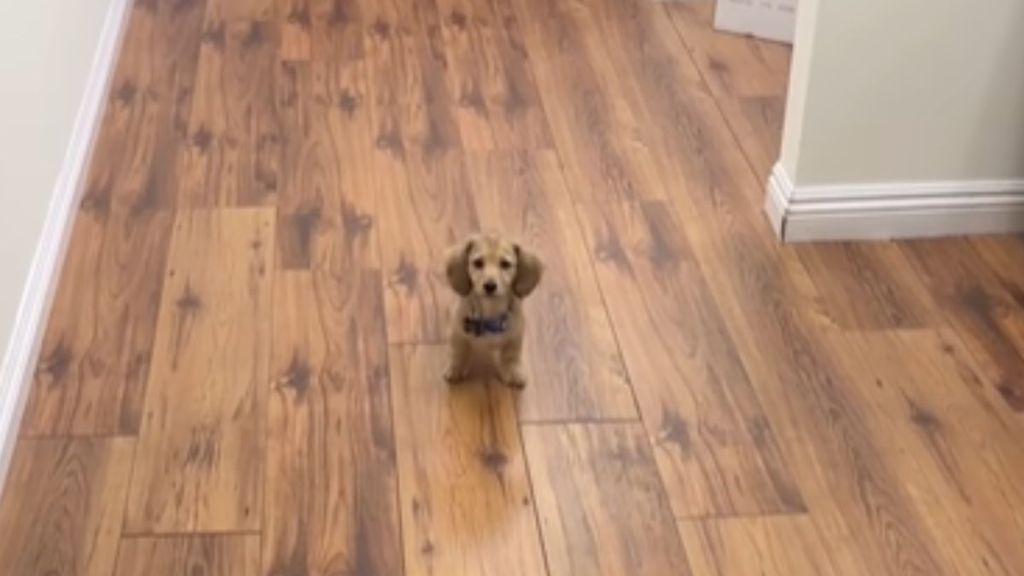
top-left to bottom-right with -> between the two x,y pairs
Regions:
0,0 -> 132,489
764,163 -> 1024,242
713,0 -> 796,44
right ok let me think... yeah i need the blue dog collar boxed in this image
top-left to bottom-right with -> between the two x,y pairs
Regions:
463,314 -> 509,337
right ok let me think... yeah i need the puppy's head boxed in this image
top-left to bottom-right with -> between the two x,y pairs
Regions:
445,234 -> 544,299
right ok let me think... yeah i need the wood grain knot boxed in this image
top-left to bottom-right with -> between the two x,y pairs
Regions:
391,259 -> 419,292
420,540 -> 435,556
241,22 -> 267,49
80,186 -> 112,214
201,23 -> 226,49
996,382 -> 1024,412
175,285 -> 202,314
287,6 -> 310,27
191,127 -> 213,153
458,87 -> 487,114
658,412 -> 691,453
341,205 -> 373,240
337,90 -> 360,115
594,235 -> 629,269
371,19 -> 391,39
114,81 -> 138,105
908,402 -> 941,431
38,339 -> 74,386
375,128 -> 404,157
282,355 -> 313,395
449,10 -> 468,30
479,447 -> 508,475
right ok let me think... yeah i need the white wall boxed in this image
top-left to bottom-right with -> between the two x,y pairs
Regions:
781,0 -> 1024,186
778,0 -> 818,179
0,0 -> 116,373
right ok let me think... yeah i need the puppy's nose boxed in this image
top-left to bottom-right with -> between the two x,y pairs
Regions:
483,280 -> 498,295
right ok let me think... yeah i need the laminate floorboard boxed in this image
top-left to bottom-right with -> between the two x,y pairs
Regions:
0,439 -> 134,576
124,208 -> 274,534
21,0 -> 206,437
523,423 -> 692,576
263,270 -> 400,575
5,1 -> 1024,574
114,534 -> 260,576
678,516 -> 839,576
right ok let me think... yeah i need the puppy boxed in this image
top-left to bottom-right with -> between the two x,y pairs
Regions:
443,234 -> 543,388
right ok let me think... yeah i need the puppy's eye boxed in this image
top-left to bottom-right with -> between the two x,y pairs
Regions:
472,258 -> 485,270
499,259 -> 513,270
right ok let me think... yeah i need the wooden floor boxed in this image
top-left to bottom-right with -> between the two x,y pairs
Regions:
3,0 -> 1024,574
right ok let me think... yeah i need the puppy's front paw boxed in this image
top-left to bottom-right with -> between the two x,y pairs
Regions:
444,365 -> 469,384
500,368 -> 527,389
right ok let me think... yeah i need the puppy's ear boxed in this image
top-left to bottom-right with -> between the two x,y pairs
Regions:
513,245 -> 544,298
445,238 -> 474,296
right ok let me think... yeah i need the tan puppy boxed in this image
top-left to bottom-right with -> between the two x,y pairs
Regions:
443,234 -> 544,388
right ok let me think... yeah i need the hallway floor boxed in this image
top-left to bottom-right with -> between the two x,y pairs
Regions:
3,0 -> 1024,574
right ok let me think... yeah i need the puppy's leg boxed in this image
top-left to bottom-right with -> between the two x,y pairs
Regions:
498,336 -> 527,389
445,337 -> 471,384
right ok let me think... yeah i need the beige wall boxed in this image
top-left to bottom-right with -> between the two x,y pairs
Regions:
781,0 -> 1024,186
0,1 -> 115,371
